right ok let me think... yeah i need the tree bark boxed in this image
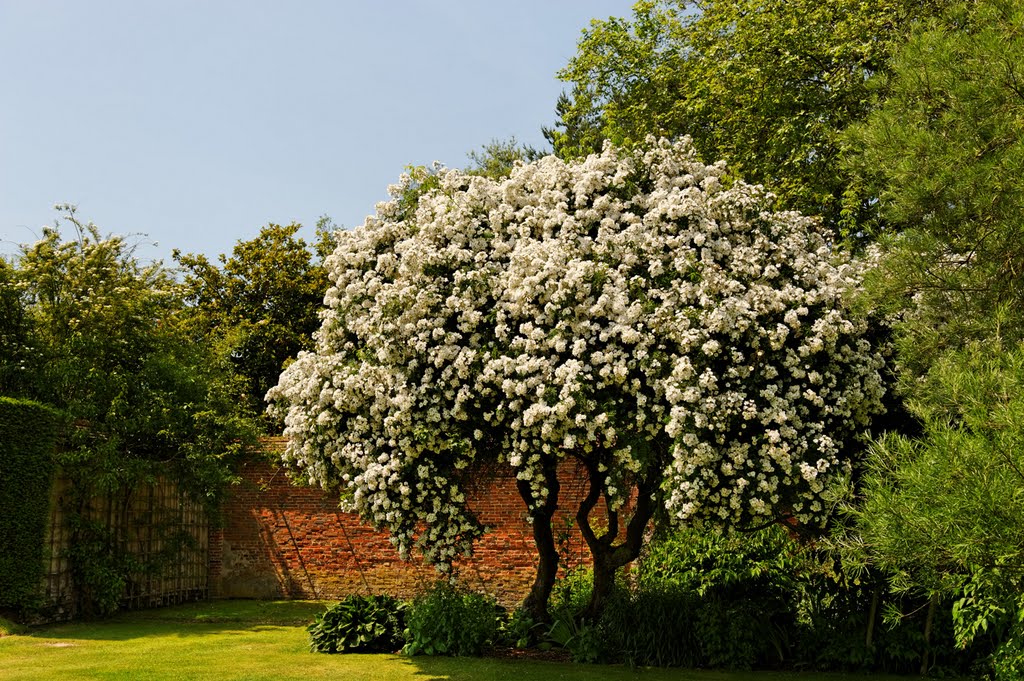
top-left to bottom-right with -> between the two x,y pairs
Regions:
865,584 -> 881,652
920,593 -> 937,676
517,462 -> 560,622
574,456 -> 658,619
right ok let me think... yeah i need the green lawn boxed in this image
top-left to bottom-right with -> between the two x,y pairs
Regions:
0,601 -> 907,681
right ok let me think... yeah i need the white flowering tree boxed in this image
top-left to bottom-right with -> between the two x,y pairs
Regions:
267,139 -> 886,619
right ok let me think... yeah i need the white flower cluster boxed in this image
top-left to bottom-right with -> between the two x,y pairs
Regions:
267,138 -> 886,566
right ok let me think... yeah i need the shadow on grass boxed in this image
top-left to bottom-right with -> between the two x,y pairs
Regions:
21,599 -> 332,642
402,656 -> 766,681
22,620 -> 305,642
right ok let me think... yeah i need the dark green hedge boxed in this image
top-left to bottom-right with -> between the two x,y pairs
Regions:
0,397 -> 63,610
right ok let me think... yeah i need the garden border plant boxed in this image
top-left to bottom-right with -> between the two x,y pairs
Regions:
308,594 -> 407,653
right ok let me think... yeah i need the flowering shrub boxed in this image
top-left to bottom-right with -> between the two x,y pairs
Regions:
267,138 -> 885,613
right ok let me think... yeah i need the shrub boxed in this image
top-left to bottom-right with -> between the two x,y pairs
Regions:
546,613 -> 603,663
599,585 -> 700,668
542,525 -> 986,672
548,567 -> 594,622
635,526 -> 799,669
0,397 -> 63,613
308,595 -> 406,654
0,614 -> 26,636
402,581 -> 498,657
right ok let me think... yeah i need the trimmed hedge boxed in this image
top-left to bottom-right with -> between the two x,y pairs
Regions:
0,397 -> 63,611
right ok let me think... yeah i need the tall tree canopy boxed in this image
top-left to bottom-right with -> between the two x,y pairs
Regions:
1,207 -> 258,615
268,140 -> 886,618
4,206 -> 256,499
175,221 -> 334,425
0,258 -> 33,395
844,0 -> 1024,373
549,0 -> 952,238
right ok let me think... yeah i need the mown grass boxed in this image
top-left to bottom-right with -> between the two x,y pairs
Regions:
0,600 -> 910,681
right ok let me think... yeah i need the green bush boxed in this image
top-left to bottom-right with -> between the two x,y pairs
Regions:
546,612 -> 604,663
0,397 -> 63,613
402,581 -> 498,657
548,566 -> 594,622
631,526 -> 798,669
308,595 -> 406,654
548,542 -> 785,669
64,517 -> 146,619
599,584 -> 700,668
647,526 -> 979,673
544,567 -> 616,663
541,526 -> 977,672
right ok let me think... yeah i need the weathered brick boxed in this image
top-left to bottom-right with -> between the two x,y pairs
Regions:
211,439 -> 598,607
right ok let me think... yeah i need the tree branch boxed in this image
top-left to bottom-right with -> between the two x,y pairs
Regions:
574,452 -> 604,551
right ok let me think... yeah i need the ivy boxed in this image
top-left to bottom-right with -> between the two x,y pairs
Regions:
0,397 -> 64,612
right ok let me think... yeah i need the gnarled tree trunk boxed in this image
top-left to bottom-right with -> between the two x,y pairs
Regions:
517,461 -> 561,622
574,456 -> 658,619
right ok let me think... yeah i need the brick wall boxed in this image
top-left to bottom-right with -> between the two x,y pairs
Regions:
211,438 -> 594,608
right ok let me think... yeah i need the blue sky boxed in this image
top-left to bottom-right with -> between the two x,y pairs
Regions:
1,0 -> 634,265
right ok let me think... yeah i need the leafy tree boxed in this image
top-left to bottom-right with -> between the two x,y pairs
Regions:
267,140 -> 886,619
174,221 -> 334,425
839,3 -> 1024,676
844,0 -> 1024,374
5,206 -> 257,614
548,0 -> 952,238
10,205 -> 257,496
0,258 -> 34,396
854,342 -> 1024,677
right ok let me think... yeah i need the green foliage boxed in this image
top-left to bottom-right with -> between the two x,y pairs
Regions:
307,595 -> 407,654
497,608 -> 541,649
548,567 -> 595,623
838,4 -> 1024,677
550,0 -> 953,238
597,584 -> 700,668
546,613 -> 604,664
0,260 -> 34,396
465,137 -> 545,179
635,527 -> 799,669
857,341 -> 1024,678
542,527 -> 975,672
64,518 -> 142,619
845,0 -> 1024,373
174,221 -> 334,425
0,614 -> 26,636
0,397 -> 63,612
10,207 -> 258,502
544,572 -> 608,662
402,581 -> 498,657
4,206 -> 258,617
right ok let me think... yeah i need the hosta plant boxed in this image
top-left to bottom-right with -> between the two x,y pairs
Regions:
307,594 -> 406,654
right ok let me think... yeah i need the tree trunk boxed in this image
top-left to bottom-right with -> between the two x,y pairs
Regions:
865,585 -> 881,652
586,549 -> 619,620
575,460 -> 658,620
517,463 -> 560,622
920,593 -> 937,676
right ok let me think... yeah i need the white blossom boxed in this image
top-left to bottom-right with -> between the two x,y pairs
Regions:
266,138 -> 887,566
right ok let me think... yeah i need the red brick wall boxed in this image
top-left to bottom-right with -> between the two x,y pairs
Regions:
211,439 -> 594,608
